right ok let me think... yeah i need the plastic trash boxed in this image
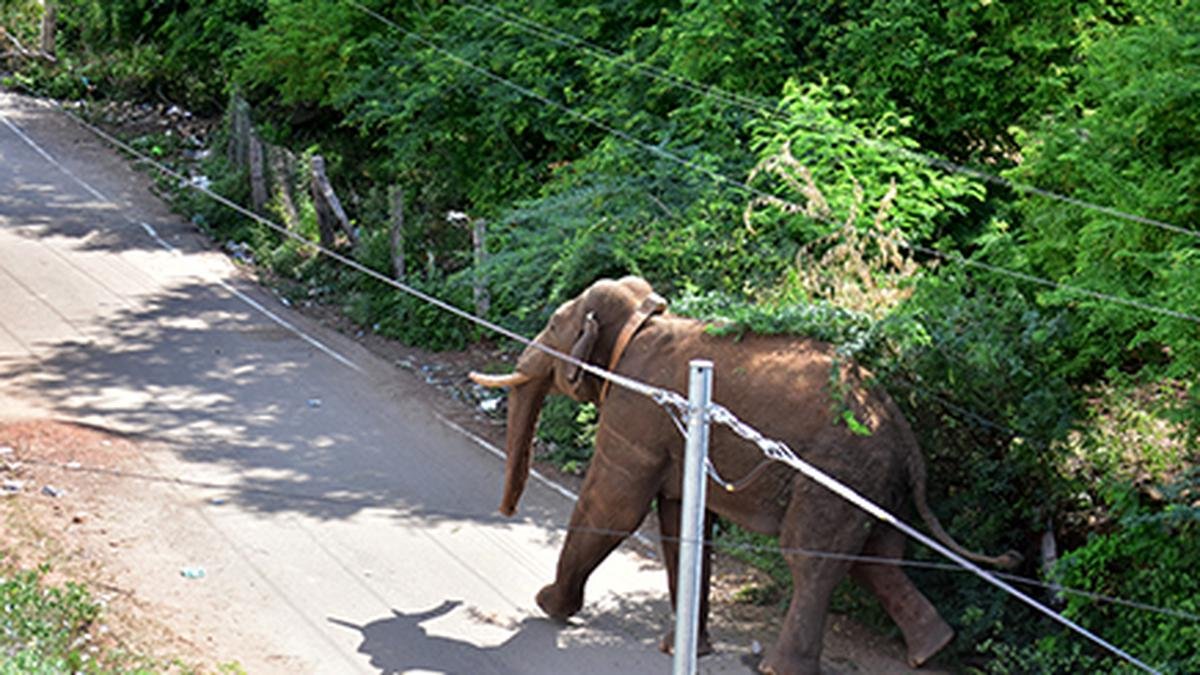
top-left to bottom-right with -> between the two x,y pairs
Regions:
307,398 -> 322,408
41,485 -> 63,498
180,567 -> 206,579
209,497 -> 227,506
2,479 -> 24,493
0,446 -> 13,455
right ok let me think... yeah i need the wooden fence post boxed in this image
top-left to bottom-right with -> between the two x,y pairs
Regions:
227,95 -> 251,171
310,154 -> 356,248
472,219 -> 489,317
248,131 -> 268,214
268,145 -> 301,230
389,186 -> 406,279
39,0 -> 55,58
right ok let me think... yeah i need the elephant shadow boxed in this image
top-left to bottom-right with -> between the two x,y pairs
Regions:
330,599 -> 674,675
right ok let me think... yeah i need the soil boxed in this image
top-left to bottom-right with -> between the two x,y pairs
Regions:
0,420 -> 224,672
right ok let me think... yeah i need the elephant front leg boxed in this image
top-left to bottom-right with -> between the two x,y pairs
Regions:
537,451 -> 662,621
655,498 -> 714,656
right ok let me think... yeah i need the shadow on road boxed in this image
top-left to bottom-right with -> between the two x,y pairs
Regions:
328,596 -> 731,675
0,95 -> 626,547
0,275 -> 560,526
331,601 -> 564,675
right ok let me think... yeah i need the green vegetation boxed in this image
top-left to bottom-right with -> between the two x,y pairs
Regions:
1,561 -> 101,673
0,557 -> 249,673
0,556 -> 163,674
2,1 -> 1196,671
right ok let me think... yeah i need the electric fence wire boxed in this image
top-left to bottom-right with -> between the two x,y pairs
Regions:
659,394 -> 1162,674
2,90 -> 1165,673
0,93 -> 1161,672
4,14 -> 1182,670
20,452 -> 1200,626
455,0 -> 1200,242
25,10 -> 1176,671
3,96 -> 667,404
451,0 -> 1180,461
334,13 -> 1190,663
344,1 -> 1200,328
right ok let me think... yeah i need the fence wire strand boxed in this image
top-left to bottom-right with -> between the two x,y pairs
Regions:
345,1 -> 1200,328
3,90 -> 1165,674
454,0 -> 1200,242
19,454 -> 1199,626
3,9 -> 1181,667
667,395 -> 1162,673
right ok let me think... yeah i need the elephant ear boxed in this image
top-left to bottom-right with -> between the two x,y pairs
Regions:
562,311 -> 599,390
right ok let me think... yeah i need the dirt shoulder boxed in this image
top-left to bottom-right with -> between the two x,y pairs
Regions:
0,420 -> 237,672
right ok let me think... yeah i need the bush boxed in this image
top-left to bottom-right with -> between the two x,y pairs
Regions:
10,3 -> 1194,670
1008,3 -> 1200,385
535,398 -> 597,475
980,473 -> 1200,674
1052,484 -> 1199,673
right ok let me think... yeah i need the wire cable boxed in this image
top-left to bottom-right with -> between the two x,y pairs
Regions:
18,10 -> 1167,668
6,92 -> 675,408
678,396 -> 1162,673
344,1 -> 1200,327
7,20 -> 1178,668
22,453 -> 1200,626
4,88 -> 1166,674
454,0 -> 1200,242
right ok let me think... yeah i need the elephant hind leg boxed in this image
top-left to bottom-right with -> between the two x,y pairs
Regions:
759,482 -> 873,675
850,525 -> 953,667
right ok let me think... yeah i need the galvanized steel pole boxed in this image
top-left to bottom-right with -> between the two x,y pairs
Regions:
672,359 -> 713,675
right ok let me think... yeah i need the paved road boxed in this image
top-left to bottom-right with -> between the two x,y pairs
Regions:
0,91 -> 759,673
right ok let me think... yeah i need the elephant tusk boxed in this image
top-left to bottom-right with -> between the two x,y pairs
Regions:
469,371 -> 532,388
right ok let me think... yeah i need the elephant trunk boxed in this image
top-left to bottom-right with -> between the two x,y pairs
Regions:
470,337 -> 559,516
496,378 -> 552,516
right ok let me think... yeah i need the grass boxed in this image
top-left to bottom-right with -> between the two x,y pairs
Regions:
0,557 -> 121,673
0,553 -> 248,674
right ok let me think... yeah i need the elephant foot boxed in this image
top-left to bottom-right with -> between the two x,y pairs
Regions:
536,583 -> 582,621
753,638 -> 820,672
904,614 -> 954,668
757,644 -> 819,675
657,628 -> 713,657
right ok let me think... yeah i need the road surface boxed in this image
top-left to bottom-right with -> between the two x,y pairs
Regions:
0,90 -> 766,673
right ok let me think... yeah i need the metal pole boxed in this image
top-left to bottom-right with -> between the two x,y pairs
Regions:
672,359 -> 713,675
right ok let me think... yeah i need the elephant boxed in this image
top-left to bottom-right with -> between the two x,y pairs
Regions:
469,276 -> 1019,675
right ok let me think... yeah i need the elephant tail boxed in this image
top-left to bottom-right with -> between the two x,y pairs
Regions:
903,427 -> 1023,570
